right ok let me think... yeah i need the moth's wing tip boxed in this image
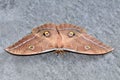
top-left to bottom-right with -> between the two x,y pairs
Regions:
4,47 -> 10,52
111,48 -> 114,51
99,47 -> 114,54
5,48 -> 25,56
4,47 -> 18,55
107,46 -> 114,52
4,45 -> 13,51
5,47 -> 14,54
4,48 -> 15,55
108,47 -> 114,53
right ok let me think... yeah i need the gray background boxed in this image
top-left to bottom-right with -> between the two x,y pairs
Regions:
0,0 -> 120,80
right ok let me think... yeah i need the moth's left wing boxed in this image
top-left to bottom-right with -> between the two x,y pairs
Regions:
58,24 -> 114,54
74,33 -> 113,54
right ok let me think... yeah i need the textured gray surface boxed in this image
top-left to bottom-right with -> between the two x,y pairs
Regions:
0,0 -> 120,80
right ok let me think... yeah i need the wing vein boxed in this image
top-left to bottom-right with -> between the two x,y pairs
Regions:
80,34 -> 109,50
9,36 -> 36,50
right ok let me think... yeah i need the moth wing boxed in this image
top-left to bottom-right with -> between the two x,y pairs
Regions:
5,33 -> 55,55
58,24 -> 113,54
5,23 -> 58,55
65,33 -> 113,54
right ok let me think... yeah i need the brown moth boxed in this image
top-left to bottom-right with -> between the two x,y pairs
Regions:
5,23 -> 114,55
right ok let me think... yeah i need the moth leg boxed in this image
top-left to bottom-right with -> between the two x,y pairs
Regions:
54,50 -> 59,56
59,50 -> 65,57
55,50 -> 65,55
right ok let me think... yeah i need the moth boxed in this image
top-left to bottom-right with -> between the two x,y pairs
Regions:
5,23 -> 114,55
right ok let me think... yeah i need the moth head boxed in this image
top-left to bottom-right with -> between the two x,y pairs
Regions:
68,31 -> 75,37
43,31 -> 50,37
